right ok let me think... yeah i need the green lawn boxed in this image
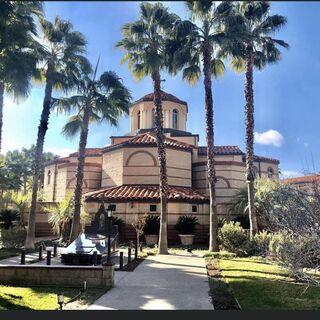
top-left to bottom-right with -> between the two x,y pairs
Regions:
0,248 -> 22,260
0,286 -> 106,310
215,255 -> 320,310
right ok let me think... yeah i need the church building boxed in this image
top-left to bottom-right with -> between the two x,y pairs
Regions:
42,91 -> 279,242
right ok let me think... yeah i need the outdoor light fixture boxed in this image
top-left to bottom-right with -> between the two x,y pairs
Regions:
107,207 -> 113,218
57,293 -> 64,310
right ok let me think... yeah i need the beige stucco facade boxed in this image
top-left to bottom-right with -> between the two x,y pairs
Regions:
42,91 -> 280,242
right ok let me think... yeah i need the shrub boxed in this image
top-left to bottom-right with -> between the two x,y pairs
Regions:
248,230 -> 272,256
232,214 -> 250,229
143,215 -> 160,234
0,209 -> 20,229
111,216 -> 125,228
0,227 -> 26,248
174,216 -> 199,235
219,221 -> 250,257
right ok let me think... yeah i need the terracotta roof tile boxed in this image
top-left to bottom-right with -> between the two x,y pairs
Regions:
84,185 -> 209,203
253,155 -> 279,164
103,132 -> 193,152
198,146 -> 244,156
132,90 -> 187,106
282,175 -> 320,184
69,148 -> 102,157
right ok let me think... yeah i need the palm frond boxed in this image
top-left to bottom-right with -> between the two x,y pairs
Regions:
62,115 -> 83,138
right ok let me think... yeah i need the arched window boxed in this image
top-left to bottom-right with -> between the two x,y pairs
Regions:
137,111 -> 141,129
172,109 -> 178,129
47,170 -> 51,185
267,167 -> 274,178
151,109 -> 156,128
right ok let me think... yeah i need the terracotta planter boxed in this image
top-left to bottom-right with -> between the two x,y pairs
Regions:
145,234 -> 158,246
178,234 -> 195,246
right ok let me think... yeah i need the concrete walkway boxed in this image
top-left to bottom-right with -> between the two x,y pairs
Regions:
88,252 -> 213,310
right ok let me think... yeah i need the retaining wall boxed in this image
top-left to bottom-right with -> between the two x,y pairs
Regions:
0,264 -> 114,288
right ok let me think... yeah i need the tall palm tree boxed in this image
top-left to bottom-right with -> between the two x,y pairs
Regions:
25,17 -> 91,249
116,2 -> 179,254
167,1 -> 234,251
55,62 -> 131,242
0,1 -> 43,152
220,1 -> 289,239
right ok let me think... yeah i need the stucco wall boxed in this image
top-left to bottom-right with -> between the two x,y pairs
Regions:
130,100 -> 188,132
101,149 -> 124,188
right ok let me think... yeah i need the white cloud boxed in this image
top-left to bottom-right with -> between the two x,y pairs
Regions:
280,170 -> 300,179
44,147 -> 75,157
254,129 -> 284,147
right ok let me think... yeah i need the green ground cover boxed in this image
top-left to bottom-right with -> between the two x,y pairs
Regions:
0,286 -> 106,310
211,254 -> 320,310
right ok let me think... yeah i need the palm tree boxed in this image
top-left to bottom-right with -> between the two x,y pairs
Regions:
25,17 -> 91,249
116,2 -> 179,254
0,1 -> 43,152
55,62 -> 131,242
221,1 -> 289,239
167,1 -> 234,251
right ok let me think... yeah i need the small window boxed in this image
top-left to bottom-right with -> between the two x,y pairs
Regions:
172,109 -> 178,129
192,205 -> 198,213
137,111 -> 141,129
267,167 -> 274,178
150,205 -> 157,212
151,109 -> 156,128
47,170 -> 51,185
109,204 -> 116,212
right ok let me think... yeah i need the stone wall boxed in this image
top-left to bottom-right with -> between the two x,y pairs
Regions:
0,264 -> 114,288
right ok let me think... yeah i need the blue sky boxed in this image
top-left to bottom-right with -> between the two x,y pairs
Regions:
3,1 -> 320,178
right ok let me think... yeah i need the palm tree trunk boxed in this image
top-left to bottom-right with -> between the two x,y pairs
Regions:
203,42 -> 219,252
0,82 -> 4,153
69,106 -> 90,242
152,69 -> 168,255
245,43 -> 258,239
25,65 -> 53,249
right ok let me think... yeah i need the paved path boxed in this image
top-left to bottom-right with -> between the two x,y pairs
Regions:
88,252 -> 213,310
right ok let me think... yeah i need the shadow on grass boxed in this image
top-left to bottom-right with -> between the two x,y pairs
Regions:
0,296 -> 32,310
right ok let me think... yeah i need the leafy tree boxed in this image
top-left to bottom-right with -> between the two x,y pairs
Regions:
55,62 -> 131,242
26,17 -> 91,249
0,209 -> 19,229
167,1 -> 234,251
116,2 -> 179,254
220,1 -> 289,238
0,1 -> 43,151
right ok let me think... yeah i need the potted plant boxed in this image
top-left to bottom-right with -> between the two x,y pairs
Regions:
174,216 -> 199,245
143,215 -> 160,246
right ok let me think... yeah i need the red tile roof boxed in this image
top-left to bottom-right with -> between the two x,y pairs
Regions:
69,148 -> 102,157
282,175 -> 320,184
103,132 -> 193,152
132,90 -> 187,107
253,155 -> 279,164
84,185 -> 209,203
198,146 -> 244,156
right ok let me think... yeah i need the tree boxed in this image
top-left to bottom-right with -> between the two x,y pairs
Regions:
46,193 -> 74,242
55,63 -> 131,242
0,1 -> 43,152
25,17 -> 91,249
116,2 -> 179,254
221,1 -> 289,239
131,213 -> 147,251
167,1 -> 234,251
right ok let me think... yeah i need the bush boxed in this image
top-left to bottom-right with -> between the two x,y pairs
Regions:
232,214 -> 250,229
111,216 -> 125,228
248,230 -> 272,256
143,215 -> 160,234
219,221 -> 250,257
0,227 -> 26,248
174,216 -> 199,235
0,209 -> 20,229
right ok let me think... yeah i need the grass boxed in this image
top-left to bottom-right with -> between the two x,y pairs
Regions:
0,248 -> 23,260
209,254 -> 320,310
0,285 -> 106,310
